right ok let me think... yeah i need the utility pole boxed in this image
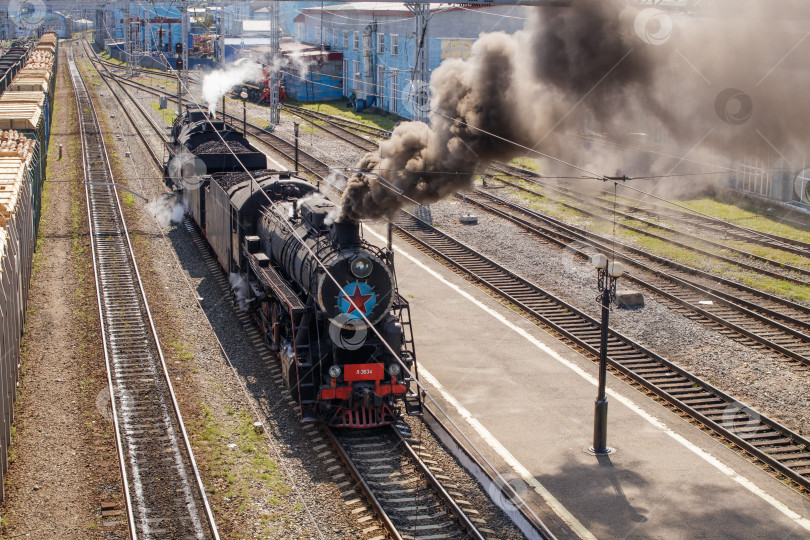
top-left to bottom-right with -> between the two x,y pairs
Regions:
124,5 -> 132,76
181,1 -> 189,90
268,0 -> 281,126
218,3 -> 225,64
406,2 -> 430,122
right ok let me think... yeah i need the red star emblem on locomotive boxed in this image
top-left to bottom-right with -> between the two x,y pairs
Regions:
343,285 -> 374,315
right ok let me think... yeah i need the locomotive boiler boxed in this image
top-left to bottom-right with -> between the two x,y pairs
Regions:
168,108 -> 421,427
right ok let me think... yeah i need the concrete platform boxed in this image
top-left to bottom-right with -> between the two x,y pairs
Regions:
364,224 -> 810,540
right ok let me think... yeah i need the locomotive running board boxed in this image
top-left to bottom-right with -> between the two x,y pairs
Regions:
246,252 -> 306,314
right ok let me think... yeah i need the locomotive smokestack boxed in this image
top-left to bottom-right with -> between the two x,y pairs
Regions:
331,220 -> 362,246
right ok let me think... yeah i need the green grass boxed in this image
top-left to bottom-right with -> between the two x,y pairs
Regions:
503,180 -> 810,302
726,240 -> 810,270
510,156 -> 541,171
298,122 -> 319,134
151,101 -> 177,126
674,197 -> 810,243
286,98 -> 400,132
190,406 -> 289,534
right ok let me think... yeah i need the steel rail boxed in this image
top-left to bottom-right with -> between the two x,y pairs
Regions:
392,210 -> 810,494
69,45 -> 219,540
70,45 -> 138,540
90,70 -> 335,181
82,45 -> 168,166
482,172 -> 810,318
494,161 -> 810,255
282,106 -> 378,152
282,104 -> 393,139
282,104 -> 387,149
325,426 -> 486,540
488,175 -> 810,317
486,166 -> 810,283
392,426 -> 487,540
461,190 -> 810,364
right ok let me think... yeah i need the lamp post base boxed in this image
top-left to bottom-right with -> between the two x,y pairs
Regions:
592,397 -> 609,453
586,445 -> 616,455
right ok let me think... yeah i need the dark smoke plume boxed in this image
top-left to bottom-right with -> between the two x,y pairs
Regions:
341,0 -> 810,220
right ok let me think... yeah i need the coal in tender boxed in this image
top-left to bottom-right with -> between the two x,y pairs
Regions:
193,139 -> 252,154
212,170 -> 280,190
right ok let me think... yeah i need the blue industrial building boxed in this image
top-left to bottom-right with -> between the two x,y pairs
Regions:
293,2 -> 528,119
94,1 -> 251,67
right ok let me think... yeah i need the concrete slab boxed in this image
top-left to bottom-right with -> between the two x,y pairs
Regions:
364,223 -> 810,540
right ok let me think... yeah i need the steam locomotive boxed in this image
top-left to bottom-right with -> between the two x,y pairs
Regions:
166,108 -> 421,427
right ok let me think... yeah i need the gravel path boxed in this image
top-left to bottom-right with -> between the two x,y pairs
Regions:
0,48 -> 128,538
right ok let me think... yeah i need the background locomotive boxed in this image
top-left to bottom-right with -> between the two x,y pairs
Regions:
166,108 -> 421,427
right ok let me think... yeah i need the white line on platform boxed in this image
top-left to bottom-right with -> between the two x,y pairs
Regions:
365,226 -> 810,535
418,368 -> 596,540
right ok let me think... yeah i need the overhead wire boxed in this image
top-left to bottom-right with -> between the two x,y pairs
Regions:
88,36 -> 553,502
82,33 -> 332,539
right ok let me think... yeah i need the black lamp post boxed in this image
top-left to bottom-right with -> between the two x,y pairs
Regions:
240,90 -> 248,135
590,253 -> 624,455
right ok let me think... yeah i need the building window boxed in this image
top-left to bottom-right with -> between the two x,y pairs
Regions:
377,33 -> 385,54
390,69 -> 399,113
353,60 -> 360,91
377,64 -> 385,106
343,58 -> 349,95
390,34 -> 398,56
354,30 -> 360,50
440,39 -> 474,59
295,23 -> 303,43
342,30 -> 348,49
333,28 -> 339,48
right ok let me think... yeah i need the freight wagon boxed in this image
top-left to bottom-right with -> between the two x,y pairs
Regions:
0,31 -> 57,501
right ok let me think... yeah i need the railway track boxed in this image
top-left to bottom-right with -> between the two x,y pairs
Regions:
487,166 -> 810,286
494,161 -> 810,256
461,189 -> 810,365
81,47 -> 170,167
69,46 -> 218,539
82,49 -> 518,539
392,210 -> 810,495
282,105 -> 380,152
89,62 -> 337,182
282,104 -> 390,149
328,424 -> 489,540
85,42 -> 810,506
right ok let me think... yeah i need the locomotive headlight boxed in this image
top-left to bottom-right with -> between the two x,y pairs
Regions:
387,363 -> 401,377
351,256 -> 373,278
328,365 -> 342,378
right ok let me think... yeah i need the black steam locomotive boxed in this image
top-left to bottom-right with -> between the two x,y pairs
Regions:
166,108 -> 421,427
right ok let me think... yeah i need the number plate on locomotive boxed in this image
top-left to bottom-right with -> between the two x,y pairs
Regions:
343,363 -> 384,381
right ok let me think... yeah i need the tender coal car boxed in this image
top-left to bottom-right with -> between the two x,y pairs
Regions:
169,110 -> 420,427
